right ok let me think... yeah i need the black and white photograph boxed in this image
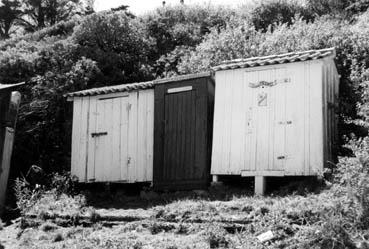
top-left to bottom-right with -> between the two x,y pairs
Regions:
0,0 -> 368,248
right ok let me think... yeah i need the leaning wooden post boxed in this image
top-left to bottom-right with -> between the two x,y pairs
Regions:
0,91 -> 21,216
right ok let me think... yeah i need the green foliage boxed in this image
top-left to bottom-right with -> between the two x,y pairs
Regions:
306,0 -> 352,17
250,0 -> 314,31
14,177 -> 44,215
335,136 -> 369,227
73,11 -> 154,84
19,0 -> 88,31
0,0 -> 22,39
142,4 -> 235,77
50,172 -> 78,196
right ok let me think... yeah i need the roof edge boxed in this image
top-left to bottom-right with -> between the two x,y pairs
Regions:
212,47 -> 336,72
154,72 -> 212,85
0,82 -> 25,91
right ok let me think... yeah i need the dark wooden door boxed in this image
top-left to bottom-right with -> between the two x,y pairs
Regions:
154,79 -> 209,190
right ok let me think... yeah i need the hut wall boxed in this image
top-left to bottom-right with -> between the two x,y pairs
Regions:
211,59 -> 338,177
71,90 -> 154,183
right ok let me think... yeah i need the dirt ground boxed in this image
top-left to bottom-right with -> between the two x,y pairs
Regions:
0,178 -> 364,249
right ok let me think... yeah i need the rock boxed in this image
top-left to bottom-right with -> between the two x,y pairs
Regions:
257,230 -> 274,243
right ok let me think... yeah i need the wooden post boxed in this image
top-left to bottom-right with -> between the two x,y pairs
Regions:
212,175 -> 218,183
254,176 -> 265,196
0,91 -> 21,216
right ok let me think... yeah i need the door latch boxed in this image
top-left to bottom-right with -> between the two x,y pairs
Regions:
277,156 -> 286,160
278,121 -> 292,125
91,132 -> 108,137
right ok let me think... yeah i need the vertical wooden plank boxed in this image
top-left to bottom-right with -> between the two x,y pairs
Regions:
244,70 -> 254,172
309,61 -> 324,174
87,96 -> 97,181
146,90 -> 154,182
229,69 -> 246,174
182,91 -> 190,181
303,62 -> 309,175
120,96 -> 129,181
137,91 -> 146,182
220,71 -> 232,173
195,79 -> 208,182
94,98 -> 105,181
111,97 -> 121,181
71,98 -> 82,180
273,68 -> 286,172
267,68 -> 276,171
247,70 -> 259,172
284,64 -> 305,175
153,85 -> 165,186
211,71 -> 226,175
178,92 -> 186,180
128,91 -> 138,182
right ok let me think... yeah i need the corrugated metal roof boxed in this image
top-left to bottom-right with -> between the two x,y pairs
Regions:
65,72 -> 214,98
154,72 -> 212,84
212,47 -> 336,72
0,82 -> 25,92
65,81 -> 154,98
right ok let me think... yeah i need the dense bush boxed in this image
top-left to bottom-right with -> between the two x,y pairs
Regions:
142,4 -> 235,77
73,11 -> 154,84
250,0 -> 314,31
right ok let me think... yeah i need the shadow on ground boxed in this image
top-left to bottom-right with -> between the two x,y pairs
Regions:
82,176 -> 325,210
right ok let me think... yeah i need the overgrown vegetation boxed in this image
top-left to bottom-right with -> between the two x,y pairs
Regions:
2,0 -> 369,247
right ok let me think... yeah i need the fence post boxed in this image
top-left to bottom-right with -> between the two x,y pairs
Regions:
0,91 -> 21,216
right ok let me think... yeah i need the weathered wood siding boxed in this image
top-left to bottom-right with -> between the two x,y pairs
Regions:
71,90 -> 154,183
0,91 -> 21,216
153,76 -> 214,190
211,59 -> 338,176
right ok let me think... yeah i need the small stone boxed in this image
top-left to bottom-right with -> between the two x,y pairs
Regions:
257,230 -> 274,243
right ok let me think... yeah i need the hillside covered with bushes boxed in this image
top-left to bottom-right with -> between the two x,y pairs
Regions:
0,0 -> 368,177
2,0 -> 369,247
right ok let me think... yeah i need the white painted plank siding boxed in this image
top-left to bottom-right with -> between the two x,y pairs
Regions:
211,58 -> 338,177
71,89 -> 154,183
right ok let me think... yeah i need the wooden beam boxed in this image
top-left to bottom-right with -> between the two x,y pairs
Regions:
254,176 -> 266,196
241,170 -> 284,177
212,175 -> 219,182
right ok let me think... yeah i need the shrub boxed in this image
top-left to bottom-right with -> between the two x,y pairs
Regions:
13,177 -> 44,215
73,11 -> 154,84
335,136 -> 369,227
250,0 -> 314,31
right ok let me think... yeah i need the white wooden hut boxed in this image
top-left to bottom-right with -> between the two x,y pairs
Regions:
210,48 -> 339,195
66,82 -> 154,183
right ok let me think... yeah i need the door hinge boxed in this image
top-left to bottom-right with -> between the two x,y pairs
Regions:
127,157 -> 131,165
127,103 -> 132,111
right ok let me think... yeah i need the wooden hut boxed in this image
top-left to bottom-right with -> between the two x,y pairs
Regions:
0,83 -> 23,216
66,82 -> 154,183
210,48 -> 339,195
153,73 -> 214,190
67,72 -> 215,190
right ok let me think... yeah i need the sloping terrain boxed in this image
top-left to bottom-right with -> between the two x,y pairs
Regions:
0,182 -> 366,249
